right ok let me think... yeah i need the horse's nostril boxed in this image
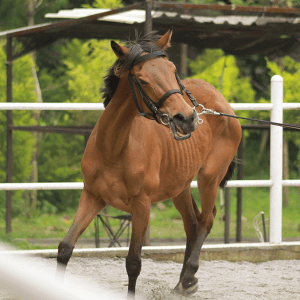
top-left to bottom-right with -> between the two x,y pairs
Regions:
191,111 -> 198,123
173,113 -> 186,123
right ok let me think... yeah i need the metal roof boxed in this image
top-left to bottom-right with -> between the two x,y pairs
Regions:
1,2 -> 300,60
45,7 -> 300,26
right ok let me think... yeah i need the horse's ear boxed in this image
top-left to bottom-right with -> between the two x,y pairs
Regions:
156,27 -> 173,50
111,41 -> 128,59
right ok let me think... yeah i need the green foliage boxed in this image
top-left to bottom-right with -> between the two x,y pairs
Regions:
61,38 -> 116,125
37,133 -> 83,212
189,49 -> 256,105
0,41 -> 38,217
0,0 -> 27,30
189,49 -> 259,125
63,39 -> 116,104
83,0 -> 122,8
0,42 -> 36,182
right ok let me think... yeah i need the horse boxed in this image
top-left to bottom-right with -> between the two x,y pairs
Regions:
56,28 -> 242,297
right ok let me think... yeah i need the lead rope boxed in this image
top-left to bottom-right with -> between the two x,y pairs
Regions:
196,104 -> 300,130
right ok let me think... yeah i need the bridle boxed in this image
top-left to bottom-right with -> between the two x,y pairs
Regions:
127,47 -> 201,131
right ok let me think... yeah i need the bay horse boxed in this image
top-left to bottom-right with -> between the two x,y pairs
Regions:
57,29 -> 242,297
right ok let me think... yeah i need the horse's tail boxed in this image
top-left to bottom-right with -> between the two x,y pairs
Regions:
219,159 -> 236,188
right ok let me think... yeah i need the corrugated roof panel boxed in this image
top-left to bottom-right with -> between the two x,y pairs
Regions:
192,15 -> 258,26
45,8 -> 299,27
46,9 -> 147,24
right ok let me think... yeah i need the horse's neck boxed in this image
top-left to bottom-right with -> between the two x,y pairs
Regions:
96,79 -> 139,159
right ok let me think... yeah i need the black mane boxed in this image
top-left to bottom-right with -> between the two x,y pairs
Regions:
101,31 -> 164,108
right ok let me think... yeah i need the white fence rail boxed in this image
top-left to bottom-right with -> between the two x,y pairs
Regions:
1,75 -> 299,243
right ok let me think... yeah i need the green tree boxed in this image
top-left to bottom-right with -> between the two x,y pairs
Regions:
60,38 -> 116,125
0,40 -> 37,217
83,0 -> 122,8
189,49 -> 256,121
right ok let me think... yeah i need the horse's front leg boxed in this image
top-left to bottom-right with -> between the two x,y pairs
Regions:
57,188 -> 105,278
126,194 -> 151,298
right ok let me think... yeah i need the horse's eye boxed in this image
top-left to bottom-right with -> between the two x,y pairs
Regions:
138,79 -> 147,85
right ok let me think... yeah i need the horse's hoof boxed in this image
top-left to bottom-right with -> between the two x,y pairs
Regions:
173,281 -> 198,296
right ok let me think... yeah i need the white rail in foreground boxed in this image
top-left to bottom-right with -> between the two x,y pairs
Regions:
1,75 -> 298,243
0,243 -> 124,300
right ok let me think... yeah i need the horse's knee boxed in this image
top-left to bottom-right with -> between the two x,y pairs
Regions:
57,241 -> 74,266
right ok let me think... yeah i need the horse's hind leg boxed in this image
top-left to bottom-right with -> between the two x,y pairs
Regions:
172,187 -> 202,295
176,169 -> 225,295
57,188 -> 105,277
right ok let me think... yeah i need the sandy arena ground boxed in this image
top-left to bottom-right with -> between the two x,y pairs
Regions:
1,256 -> 300,300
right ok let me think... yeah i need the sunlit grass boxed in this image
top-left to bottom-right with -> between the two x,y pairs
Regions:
1,187 -> 299,249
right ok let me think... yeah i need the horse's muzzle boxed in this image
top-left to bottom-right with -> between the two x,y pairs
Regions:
170,109 -> 198,140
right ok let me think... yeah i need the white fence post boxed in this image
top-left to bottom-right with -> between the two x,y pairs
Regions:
270,75 -> 283,243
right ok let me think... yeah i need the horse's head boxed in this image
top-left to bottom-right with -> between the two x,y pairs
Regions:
110,29 -> 198,140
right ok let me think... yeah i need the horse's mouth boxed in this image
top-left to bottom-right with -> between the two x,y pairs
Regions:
169,119 -> 191,141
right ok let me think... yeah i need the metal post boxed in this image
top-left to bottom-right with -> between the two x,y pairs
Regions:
144,0 -> 153,34
84,131 -> 91,151
6,36 -> 13,234
224,188 -> 230,244
261,212 -> 267,242
270,75 -> 283,243
236,134 -> 243,242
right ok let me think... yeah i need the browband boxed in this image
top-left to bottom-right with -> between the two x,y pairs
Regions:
131,50 -> 167,68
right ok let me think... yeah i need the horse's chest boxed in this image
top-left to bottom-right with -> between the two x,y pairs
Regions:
93,163 -> 146,207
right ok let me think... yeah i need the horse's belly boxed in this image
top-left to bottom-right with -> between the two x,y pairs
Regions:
148,168 -> 196,202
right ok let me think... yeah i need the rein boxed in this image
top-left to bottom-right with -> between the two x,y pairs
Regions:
127,47 -> 298,133
197,104 -> 300,130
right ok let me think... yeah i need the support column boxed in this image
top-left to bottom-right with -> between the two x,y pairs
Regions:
144,0 -> 153,34
270,75 -> 283,243
236,134 -> 243,242
224,188 -> 230,244
6,36 -> 13,234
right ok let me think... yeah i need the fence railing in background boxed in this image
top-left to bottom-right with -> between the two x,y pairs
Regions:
1,75 -> 299,243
